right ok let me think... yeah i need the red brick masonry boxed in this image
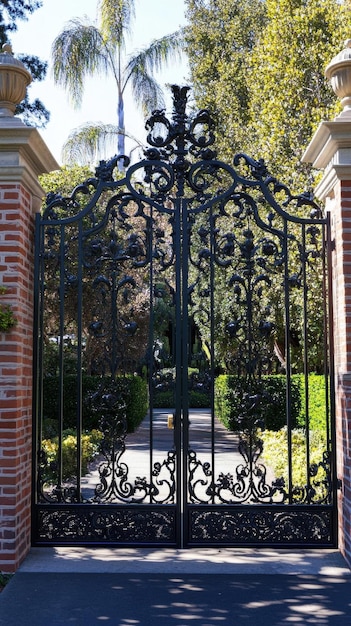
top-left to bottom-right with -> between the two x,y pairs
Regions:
0,184 -> 34,572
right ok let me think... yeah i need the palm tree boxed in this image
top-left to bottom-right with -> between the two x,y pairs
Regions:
52,0 -> 184,162
62,122 -> 144,167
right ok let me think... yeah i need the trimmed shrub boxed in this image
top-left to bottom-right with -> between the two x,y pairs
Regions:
153,389 -> 211,408
127,375 -> 149,432
214,375 -> 301,431
41,428 -> 103,483
153,390 -> 174,408
294,374 -> 327,432
42,374 -> 148,433
188,390 -> 211,408
260,426 -> 328,499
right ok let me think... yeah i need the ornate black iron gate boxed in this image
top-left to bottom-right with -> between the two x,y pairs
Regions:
32,86 -> 337,548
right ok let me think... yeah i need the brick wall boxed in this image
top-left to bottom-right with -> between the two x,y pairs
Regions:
332,180 -> 351,566
0,183 -> 35,572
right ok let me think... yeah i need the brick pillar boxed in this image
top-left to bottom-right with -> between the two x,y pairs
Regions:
0,122 -> 58,572
303,118 -> 351,567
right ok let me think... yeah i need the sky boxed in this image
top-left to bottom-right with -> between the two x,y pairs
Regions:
9,0 -> 189,165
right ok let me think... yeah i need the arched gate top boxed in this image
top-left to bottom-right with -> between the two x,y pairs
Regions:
42,85 -> 325,229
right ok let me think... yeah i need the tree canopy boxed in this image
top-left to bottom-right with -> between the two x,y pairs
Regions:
185,0 -> 351,190
0,0 -> 40,41
0,0 -> 49,127
185,0 -> 266,162
183,0 -> 346,374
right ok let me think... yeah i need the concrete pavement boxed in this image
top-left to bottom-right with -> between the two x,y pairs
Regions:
2,412 -> 351,625
1,547 -> 351,625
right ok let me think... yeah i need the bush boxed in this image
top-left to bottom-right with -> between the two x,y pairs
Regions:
260,426 -> 328,499
0,286 -> 17,332
294,374 -> 327,432
153,389 -> 210,408
126,375 -> 149,432
214,375 -> 301,431
188,390 -> 211,408
0,573 -> 12,589
41,429 -> 103,483
42,418 -> 59,439
42,374 -> 148,433
153,390 -> 174,408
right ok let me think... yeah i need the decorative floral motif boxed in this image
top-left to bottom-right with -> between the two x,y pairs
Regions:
35,86 -> 334,547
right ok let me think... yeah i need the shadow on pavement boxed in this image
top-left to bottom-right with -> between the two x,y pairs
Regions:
1,572 -> 351,626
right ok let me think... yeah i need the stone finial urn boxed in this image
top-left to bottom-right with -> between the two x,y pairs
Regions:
325,39 -> 351,116
0,44 -> 32,117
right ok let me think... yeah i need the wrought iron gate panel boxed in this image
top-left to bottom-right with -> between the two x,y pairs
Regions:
32,86 -> 337,547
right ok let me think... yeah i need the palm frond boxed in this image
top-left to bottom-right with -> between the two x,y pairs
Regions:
124,30 -> 185,114
128,30 -> 185,75
62,122 -> 144,166
128,66 -> 165,116
52,18 -> 111,107
99,0 -> 136,48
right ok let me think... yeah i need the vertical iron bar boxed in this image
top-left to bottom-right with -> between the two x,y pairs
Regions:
283,220 -> 293,503
209,203 -> 216,504
75,221 -> 84,500
174,196 -> 183,546
326,213 -> 337,525
148,202 -> 155,505
110,269 -> 118,378
57,224 -> 66,493
181,197 -> 191,548
323,218 -> 333,450
301,224 -> 311,497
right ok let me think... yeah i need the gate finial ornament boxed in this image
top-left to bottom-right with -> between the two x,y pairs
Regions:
170,84 -> 190,121
144,84 -> 215,162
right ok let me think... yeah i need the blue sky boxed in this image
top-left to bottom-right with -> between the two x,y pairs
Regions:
10,0 -> 188,164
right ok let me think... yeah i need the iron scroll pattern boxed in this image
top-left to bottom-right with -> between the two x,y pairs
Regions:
36,507 -> 177,544
127,87 -> 331,508
36,85 -> 332,515
187,508 -> 334,546
185,193 -> 332,506
37,195 -> 177,505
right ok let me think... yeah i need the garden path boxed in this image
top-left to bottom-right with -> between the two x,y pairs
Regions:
80,409 -> 272,501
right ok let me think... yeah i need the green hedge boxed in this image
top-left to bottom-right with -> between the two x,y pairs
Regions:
43,373 -> 327,436
294,373 -> 327,431
42,374 -> 148,434
153,389 -> 211,408
260,426 -> 328,498
214,375 -> 301,431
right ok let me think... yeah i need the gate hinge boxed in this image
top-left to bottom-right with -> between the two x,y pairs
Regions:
337,478 -> 342,491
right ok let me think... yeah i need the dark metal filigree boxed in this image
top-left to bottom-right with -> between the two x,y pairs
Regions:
187,438 -> 332,507
189,508 -> 333,545
33,85 -> 336,548
37,507 -> 177,543
88,380 -> 176,505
